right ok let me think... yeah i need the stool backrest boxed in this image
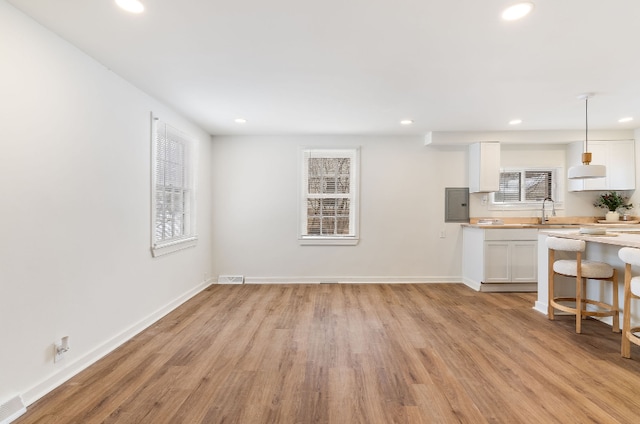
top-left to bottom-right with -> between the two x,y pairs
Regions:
546,236 -> 585,252
619,247 -> 640,266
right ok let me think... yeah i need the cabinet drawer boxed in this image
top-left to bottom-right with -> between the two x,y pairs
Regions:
483,229 -> 537,241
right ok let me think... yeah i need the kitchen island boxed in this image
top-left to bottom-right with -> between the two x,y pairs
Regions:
535,227 -> 640,329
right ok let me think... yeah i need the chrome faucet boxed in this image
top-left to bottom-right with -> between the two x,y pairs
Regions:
541,197 -> 556,223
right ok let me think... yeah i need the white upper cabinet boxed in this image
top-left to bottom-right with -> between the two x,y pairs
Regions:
568,139 -> 636,191
469,142 -> 500,193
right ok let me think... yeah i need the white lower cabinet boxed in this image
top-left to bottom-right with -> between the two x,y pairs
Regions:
484,240 -> 537,283
463,227 -> 538,292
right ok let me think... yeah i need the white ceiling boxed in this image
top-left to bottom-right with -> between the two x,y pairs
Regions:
7,0 -> 640,136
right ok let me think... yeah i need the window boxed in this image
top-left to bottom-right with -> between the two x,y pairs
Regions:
299,148 -> 359,245
151,117 -> 197,257
490,168 -> 562,210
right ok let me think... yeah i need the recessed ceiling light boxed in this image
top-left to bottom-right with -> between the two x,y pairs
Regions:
115,0 -> 144,14
509,119 -> 522,125
400,119 -> 413,125
501,2 -> 534,21
234,118 -> 247,124
618,117 -> 633,123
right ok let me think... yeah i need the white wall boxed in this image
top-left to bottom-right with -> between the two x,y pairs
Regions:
0,1 -> 212,406
211,136 -> 467,282
210,134 -> 639,284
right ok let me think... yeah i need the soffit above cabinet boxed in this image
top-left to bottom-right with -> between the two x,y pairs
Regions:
425,130 -> 634,146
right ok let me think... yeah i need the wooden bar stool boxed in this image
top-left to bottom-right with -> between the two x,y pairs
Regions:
546,236 -> 619,334
618,247 -> 640,358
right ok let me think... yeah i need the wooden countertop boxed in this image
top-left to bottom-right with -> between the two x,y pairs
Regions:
539,229 -> 640,249
464,216 -> 640,230
462,224 -> 580,229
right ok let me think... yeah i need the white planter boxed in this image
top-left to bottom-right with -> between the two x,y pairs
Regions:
606,211 -> 620,221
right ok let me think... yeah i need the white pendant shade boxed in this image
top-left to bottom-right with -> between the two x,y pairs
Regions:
568,94 -> 606,180
567,164 -> 606,179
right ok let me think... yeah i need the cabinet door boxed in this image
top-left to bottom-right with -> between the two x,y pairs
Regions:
469,142 -> 500,193
511,241 -> 538,282
606,140 -> 635,190
568,140 -> 635,191
484,241 -> 511,282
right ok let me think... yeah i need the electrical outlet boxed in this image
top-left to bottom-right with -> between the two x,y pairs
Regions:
440,229 -> 446,238
54,336 -> 69,363
54,343 -> 65,363
481,195 -> 488,206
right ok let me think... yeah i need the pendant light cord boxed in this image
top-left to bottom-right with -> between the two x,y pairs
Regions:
585,95 -> 589,152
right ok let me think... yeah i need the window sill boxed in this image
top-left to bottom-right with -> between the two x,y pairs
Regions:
298,236 -> 359,246
488,202 -> 564,211
151,236 -> 198,257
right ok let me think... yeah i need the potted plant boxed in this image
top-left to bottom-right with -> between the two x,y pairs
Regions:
594,191 -> 632,221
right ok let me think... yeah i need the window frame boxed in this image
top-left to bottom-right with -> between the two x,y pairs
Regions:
489,167 -> 563,211
150,116 -> 198,257
299,147 -> 360,245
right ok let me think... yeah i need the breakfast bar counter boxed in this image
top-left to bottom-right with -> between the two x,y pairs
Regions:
539,229 -> 640,249
535,227 -> 640,328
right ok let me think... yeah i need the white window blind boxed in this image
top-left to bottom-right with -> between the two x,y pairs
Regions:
151,117 -> 197,256
491,168 -> 558,209
494,171 -> 521,203
524,170 -> 553,201
300,148 -> 359,245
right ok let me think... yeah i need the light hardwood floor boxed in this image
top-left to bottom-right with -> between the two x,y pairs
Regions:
15,284 -> 640,423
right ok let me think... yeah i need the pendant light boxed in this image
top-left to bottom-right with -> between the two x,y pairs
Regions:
568,94 -> 606,179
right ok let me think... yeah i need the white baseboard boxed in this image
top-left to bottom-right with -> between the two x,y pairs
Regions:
462,278 -> 538,293
242,276 -> 462,284
22,279 -> 212,406
479,282 -> 537,293
533,301 -> 548,315
461,277 -> 481,291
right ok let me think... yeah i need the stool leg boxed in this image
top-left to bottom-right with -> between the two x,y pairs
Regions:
576,251 -> 584,333
612,269 -> 620,333
547,249 -> 555,321
622,264 -> 632,358
576,274 -> 582,334
548,249 -> 555,320
582,278 -> 587,320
